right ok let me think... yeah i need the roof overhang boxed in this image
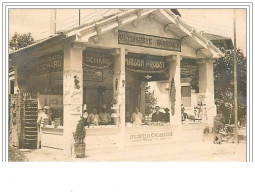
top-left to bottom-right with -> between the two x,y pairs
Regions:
10,9 -> 224,60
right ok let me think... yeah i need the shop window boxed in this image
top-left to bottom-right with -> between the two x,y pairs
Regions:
181,86 -> 191,107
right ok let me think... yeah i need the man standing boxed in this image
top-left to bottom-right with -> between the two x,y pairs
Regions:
151,106 -> 165,122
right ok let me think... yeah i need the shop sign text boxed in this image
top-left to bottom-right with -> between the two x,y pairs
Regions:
118,30 -> 181,52
83,49 -> 113,69
128,132 -> 173,143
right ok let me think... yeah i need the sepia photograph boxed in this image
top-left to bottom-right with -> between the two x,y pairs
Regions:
7,7 -> 247,162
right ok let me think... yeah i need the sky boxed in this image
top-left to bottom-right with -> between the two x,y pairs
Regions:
9,9 -> 246,54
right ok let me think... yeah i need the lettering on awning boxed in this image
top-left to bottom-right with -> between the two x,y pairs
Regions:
125,53 -> 169,73
83,48 -> 113,69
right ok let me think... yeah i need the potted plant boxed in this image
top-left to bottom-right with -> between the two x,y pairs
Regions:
73,117 -> 86,158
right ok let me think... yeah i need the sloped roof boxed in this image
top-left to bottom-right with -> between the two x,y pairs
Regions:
10,9 -> 224,58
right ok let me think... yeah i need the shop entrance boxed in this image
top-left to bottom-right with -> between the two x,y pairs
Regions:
125,52 -> 170,126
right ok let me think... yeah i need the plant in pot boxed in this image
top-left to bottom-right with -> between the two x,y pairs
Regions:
73,117 -> 86,158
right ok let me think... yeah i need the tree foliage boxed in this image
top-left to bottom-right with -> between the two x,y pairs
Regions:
9,32 -> 35,51
214,49 -> 246,124
145,82 -> 157,116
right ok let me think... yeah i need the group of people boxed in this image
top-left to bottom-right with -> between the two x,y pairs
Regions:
83,104 -> 112,126
130,106 -> 170,125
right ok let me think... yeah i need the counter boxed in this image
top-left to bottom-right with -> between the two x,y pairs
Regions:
41,124 -> 178,150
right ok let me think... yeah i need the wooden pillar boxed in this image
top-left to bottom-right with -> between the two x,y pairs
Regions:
168,55 -> 182,126
63,41 -> 84,157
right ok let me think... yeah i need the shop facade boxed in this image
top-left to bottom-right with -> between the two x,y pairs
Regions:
9,9 -> 223,155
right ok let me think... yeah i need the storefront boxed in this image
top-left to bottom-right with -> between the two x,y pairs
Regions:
9,9 -> 223,155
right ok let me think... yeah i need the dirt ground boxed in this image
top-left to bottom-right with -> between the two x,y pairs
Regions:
20,140 -> 246,162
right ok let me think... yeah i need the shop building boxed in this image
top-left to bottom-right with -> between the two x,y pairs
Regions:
9,9 -> 225,155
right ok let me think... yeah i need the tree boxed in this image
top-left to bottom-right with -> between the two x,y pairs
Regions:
9,32 -> 34,51
214,49 -> 246,124
145,82 -> 157,116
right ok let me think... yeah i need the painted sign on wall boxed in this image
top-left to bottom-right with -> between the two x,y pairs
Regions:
125,128 -> 174,146
125,52 -> 169,73
63,70 -> 83,105
71,70 -> 83,104
118,30 -> 181,52
34,52 -> 63,74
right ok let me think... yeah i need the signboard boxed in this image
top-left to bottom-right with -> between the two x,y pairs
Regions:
125,128 -> 174,146
125,53 -> 169,73
118,30 -> 181,52
70,70 -> 83,104
83,69 -> 103,82
181,59 -> 199,91
83,48 -> 113,69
